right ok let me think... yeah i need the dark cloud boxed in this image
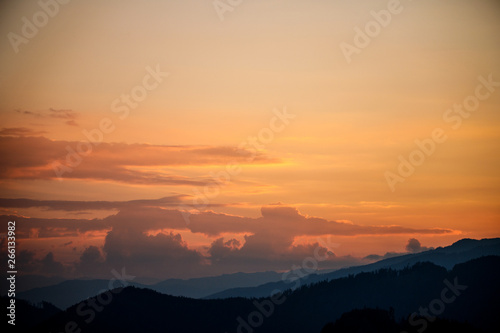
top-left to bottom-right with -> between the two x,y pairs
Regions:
0,196 -> 186,211
406,238 -> 432,253
1,204 -> 453,242
75,246 -> 106,277
41,252 -> 66,276
103,229 -> 204,278
364,238 -> 435,262
6,250 -> 67,277
0,204 -> 451,278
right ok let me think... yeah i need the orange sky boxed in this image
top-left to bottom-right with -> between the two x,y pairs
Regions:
0,0 -> 499,279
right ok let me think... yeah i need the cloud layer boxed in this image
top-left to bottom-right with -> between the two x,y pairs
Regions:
0,135 -> 276,185
0,199 -> 453,279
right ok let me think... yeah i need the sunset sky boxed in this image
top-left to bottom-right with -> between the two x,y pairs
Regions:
0,0 -> 499,280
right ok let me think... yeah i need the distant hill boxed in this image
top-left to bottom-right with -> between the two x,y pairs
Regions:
207,237 -> 500,299
0,275 -> 67,295
33,256 -> 500,333
17,279 -> 146,310
17,270 -> 282,309
150,270 -> 282,298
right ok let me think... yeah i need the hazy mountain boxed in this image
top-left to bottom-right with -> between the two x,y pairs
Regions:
17,279 -> 146,310
33,256 -> 500,333
0,275 -> 65,294
16,238 -> 500,312
150,270 -> 282,298
17,270 -> 282,309
207,237 -> 500,299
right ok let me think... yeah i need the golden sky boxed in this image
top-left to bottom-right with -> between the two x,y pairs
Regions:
0,0 -> 499,279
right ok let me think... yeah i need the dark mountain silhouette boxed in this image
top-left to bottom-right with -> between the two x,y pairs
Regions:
17,270 -> 282,309
151,270 -> 282,298
320,308 -> 483,333
33,256 -> 500,333
17,279 -> 146,310
207,237 -> 500,299
1,296 -> 60,332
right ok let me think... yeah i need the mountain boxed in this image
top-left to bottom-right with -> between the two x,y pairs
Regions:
1,297 -> 60,332
207,237 -> 500,299
17,279 -> 146,310
0,275 -> 66,295
17,270 -> 282,309
320,308 -> 483,333
33,256 -> 500,333
150,271 -> 282,298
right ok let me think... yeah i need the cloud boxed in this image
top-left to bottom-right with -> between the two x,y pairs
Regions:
0,127 -> 47,136
48,108 -> 78,121
75,246 -> 106,277
188,204 -> 453,238
405,238 -> 432,253
364,238 -> 435,262
103,229 -> 205,278
0,196 -> 186,211
15,108 -> 79,126
41,252 -> 66,276
1,203 -> 453,242
6,250 -> 67,277
363,252 -> 401,261
1,203 -> 453,278
0,136 -> 276,185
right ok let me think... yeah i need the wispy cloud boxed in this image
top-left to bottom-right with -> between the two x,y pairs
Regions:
0,136 -> 278,185
0,127 -> 47,136
15,108 -> 80,126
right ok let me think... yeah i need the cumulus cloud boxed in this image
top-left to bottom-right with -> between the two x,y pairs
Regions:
364,238 -> 435,262
1,203 -> 451,278
103,229 -> 205,278
75,246 -> 106,277
5,250 -> 67,277
405,238 -> 432,253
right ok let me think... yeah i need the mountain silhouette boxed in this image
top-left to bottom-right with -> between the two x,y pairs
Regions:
320,308 -> 483,333
1,297 -> 60,333
33,255 -> 500,333
16,271 -> 282,310
207,237 -> 500,299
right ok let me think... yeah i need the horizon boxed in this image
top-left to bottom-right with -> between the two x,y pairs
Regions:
1,0 -> 499,282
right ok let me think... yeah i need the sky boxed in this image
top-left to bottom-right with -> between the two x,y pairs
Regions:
0,0 -> 499,280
